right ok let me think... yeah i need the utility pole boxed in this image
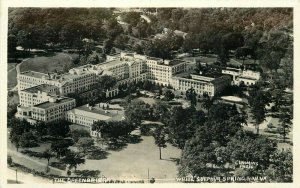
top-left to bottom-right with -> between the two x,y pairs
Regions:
147,168 -> 149,183
15,169 -> 18,183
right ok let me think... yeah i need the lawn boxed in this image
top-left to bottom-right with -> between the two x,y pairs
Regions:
244,111 -> 293,151
7,63 -> 18,89
78,136 -> 181,183
138,97 -> 157,105
20,52 -> 78,73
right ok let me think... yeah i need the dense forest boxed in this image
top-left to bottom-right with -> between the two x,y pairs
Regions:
8,8 -> 293,88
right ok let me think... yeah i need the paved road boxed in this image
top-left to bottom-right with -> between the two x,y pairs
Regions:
9,58 -> 30,92
7,168 -> 52,184
7,130 -> 65,177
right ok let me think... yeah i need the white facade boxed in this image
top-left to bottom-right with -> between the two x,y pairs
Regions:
171,75 -> 231,97
65,104 -> 125,138
222,68 -> 261,86
31,97 -> 76,123
18,70 -> 97,95
19,84 -> 59,107
17,53 -> 187,97
145,58 -> 187,86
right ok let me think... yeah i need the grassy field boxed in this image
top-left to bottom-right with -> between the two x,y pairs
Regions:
20,52 -> 78,73
7,63 -> 18,89
138,97 -> 157,105
79,136 -> 181,182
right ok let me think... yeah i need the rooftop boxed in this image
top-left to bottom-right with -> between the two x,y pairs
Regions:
101,59 -> 127,68
68,105 -> 125,121
21,84 -> 59,94
21,71 -> 47,79
238,76 -> 258,81
33,97 -> 75,109
211,75 -> 231,84
147,56 -> 162,61
168,59 -> 186,66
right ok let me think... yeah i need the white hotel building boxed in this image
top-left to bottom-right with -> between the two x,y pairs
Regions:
171,74 -> 231,97
16,52 -> 231,124
222,67 -> 261,86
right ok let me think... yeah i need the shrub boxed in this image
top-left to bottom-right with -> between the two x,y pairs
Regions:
20,132 -> 39,148
7,155 -> 13,166
75,170 -> 101,177
71,129 -> 91,143
49,162 -> 66,171
140,125 -> 151,136
21,150 -> 43,158
267,123 -> 275,129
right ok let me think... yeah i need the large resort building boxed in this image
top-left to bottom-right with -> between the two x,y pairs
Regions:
16,52 -> 236,124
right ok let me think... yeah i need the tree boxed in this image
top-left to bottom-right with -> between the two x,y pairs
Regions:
248,88 -> 269,134
46,120 -> 70,137
152,125 -> 167,160
226,131 -> 277,170
8,34 -> 17,55
87,53 -> 100,65
76,137 -> 94,154
166,106 -> 206,149
205,103 -> 246,145
71,129 -> 91,143
10,133 -> 21,152
97,75 -> 117,91
40,149 -> 55,172
7,155 -> 13,166
164,90 -> 175,101
261,51 -> 282,73
51,139 -> 74,158
265,149 -> 292,182
152,102 -> 170,121
123,12 -> 141,26
19,132 -> 38,147
214,146 -> 230,169
92,120 -> 135,141
186,87 -> 197,107
62,151 -> 85,172
178,126 -> 215,179
124,99 -> 145,127
277,106 -> 292,143
103,39 -> 114,54
201,95 -> 214,113
9,118 -> 32,151
113,34 -> 129,49
221,32 -> 244,51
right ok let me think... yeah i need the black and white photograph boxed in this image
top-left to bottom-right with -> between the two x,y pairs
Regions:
3,5 -> 296,185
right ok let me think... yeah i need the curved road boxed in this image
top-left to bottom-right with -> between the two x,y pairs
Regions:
9,58 -> 30,92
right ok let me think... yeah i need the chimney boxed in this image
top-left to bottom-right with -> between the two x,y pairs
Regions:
87,104 -> 89,107
164,60 -> 170,65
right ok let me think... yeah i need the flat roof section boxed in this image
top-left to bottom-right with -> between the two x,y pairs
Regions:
21,71 -> 48,79
68,105 -> 125,122
101,59 -> 127,68
33,97 -> 75,109
168,59 -> 186,66
21,84 -> 59,94
147,56 -> 162,61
